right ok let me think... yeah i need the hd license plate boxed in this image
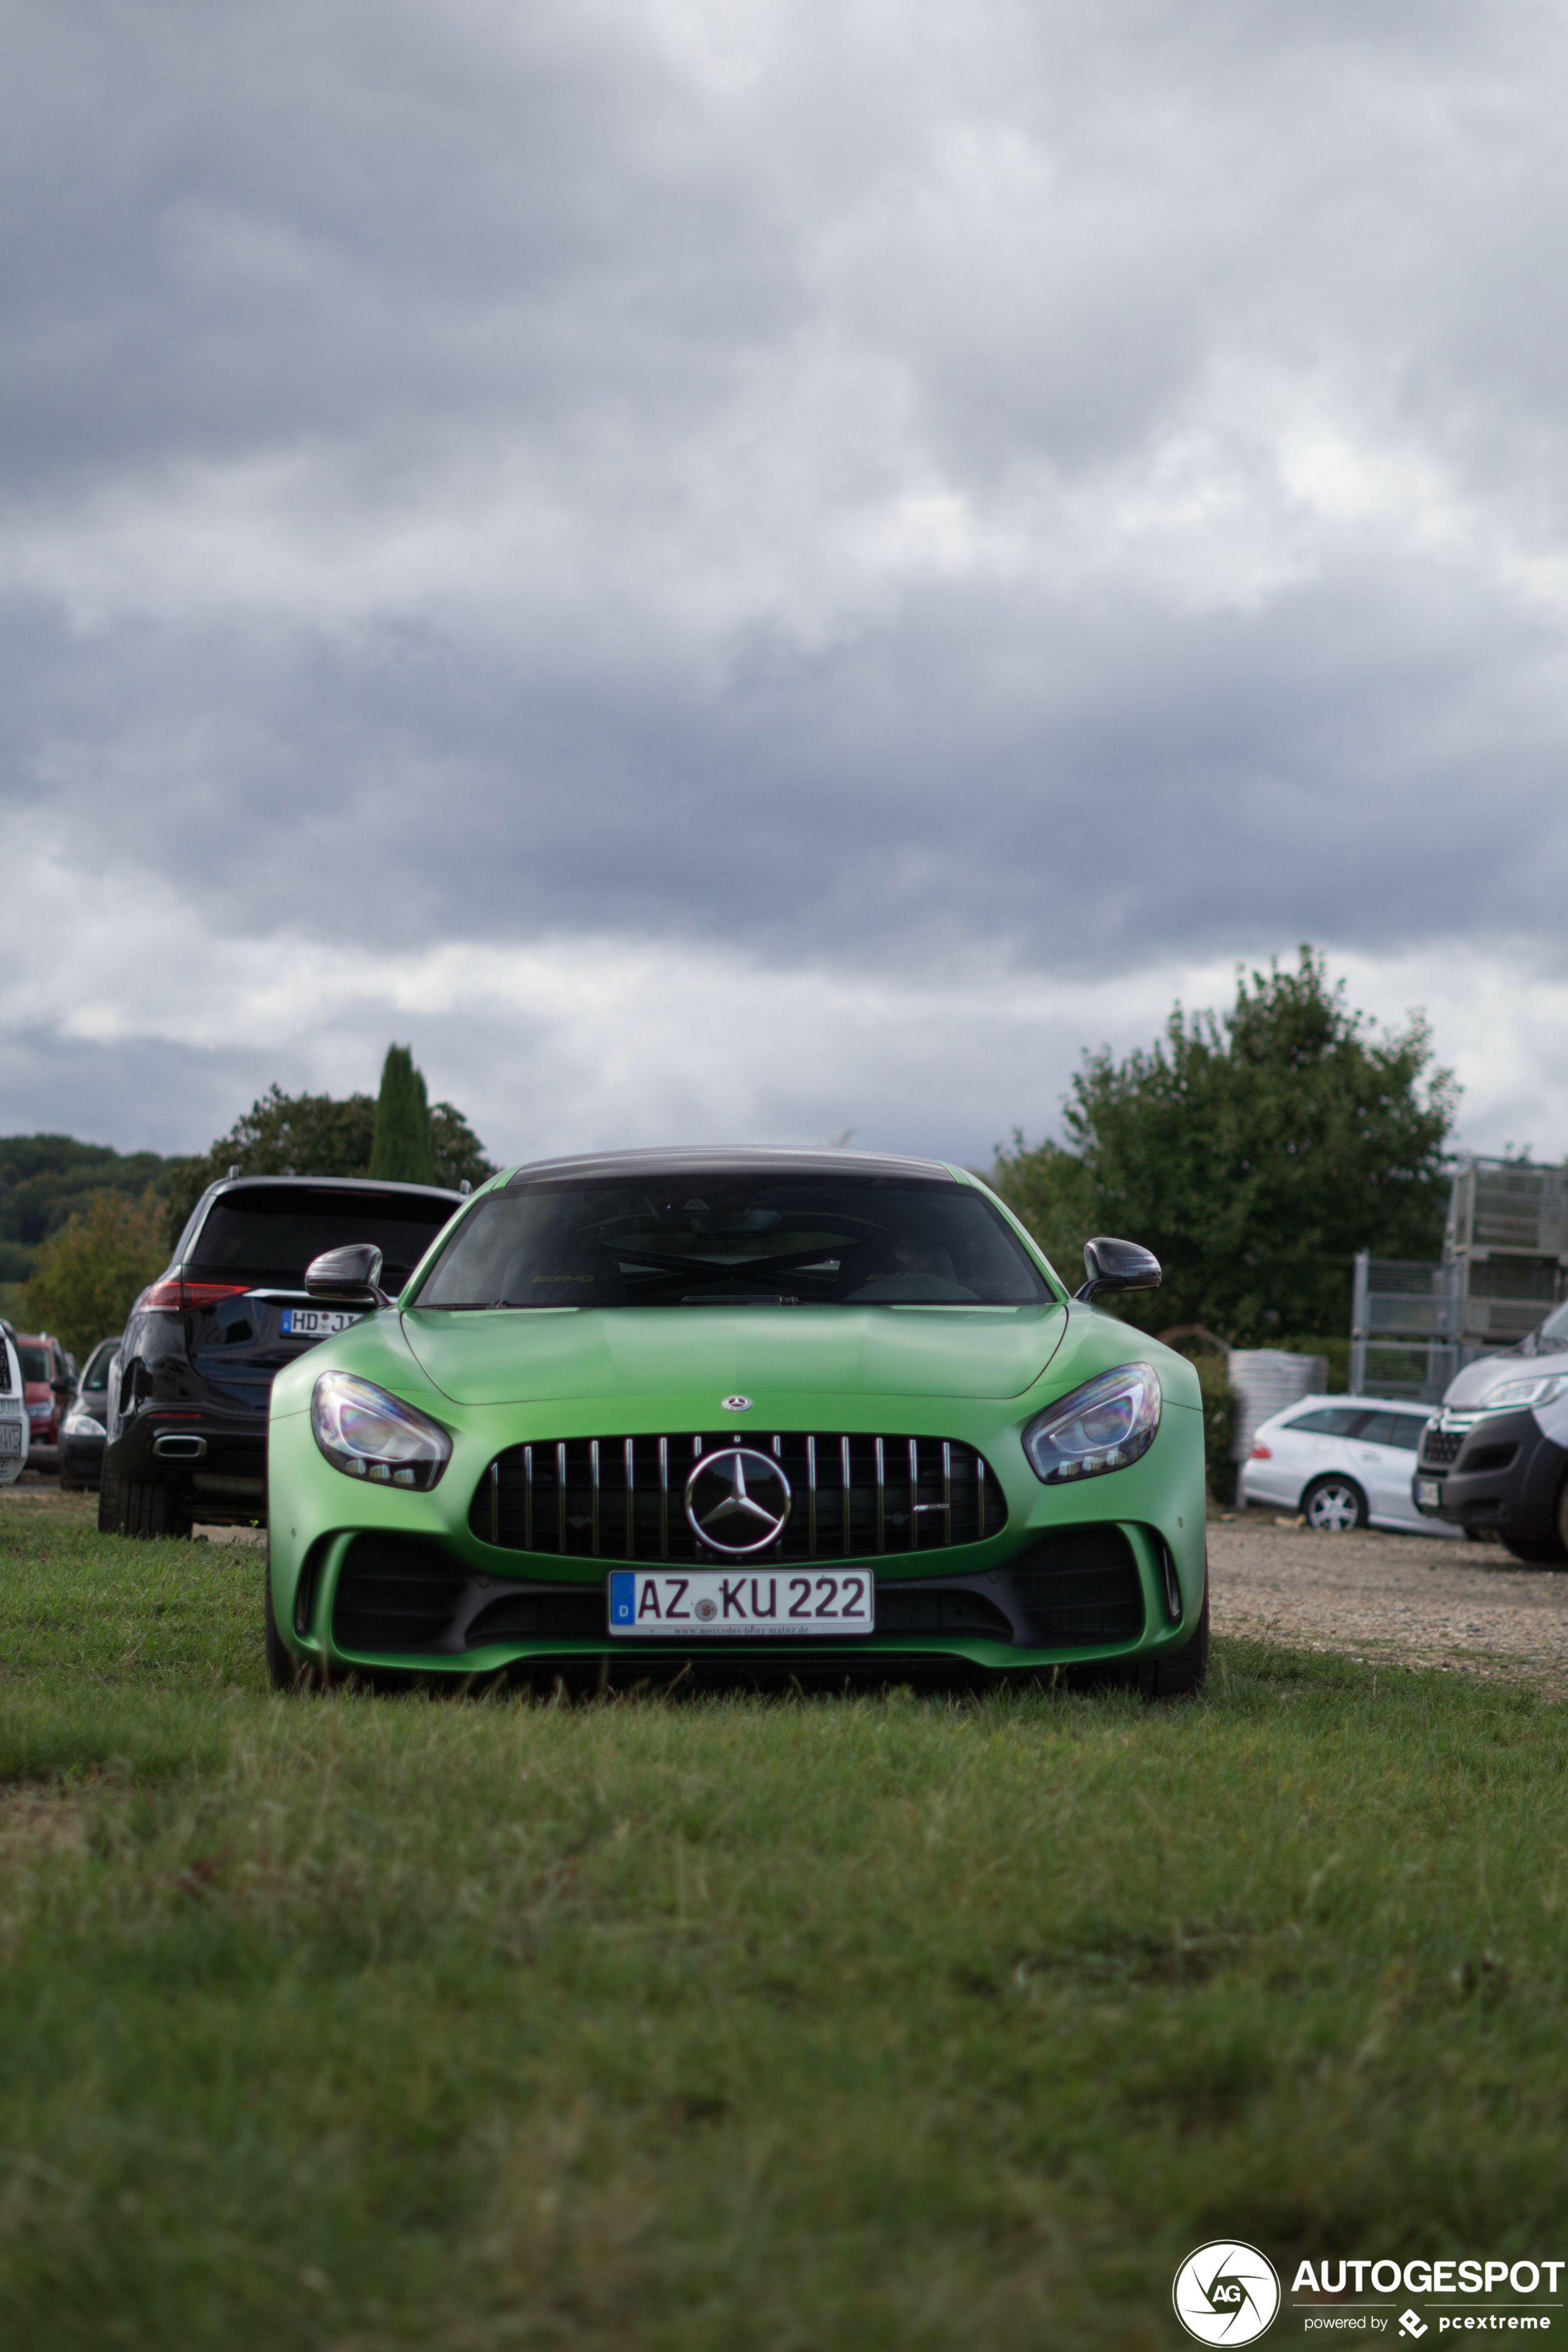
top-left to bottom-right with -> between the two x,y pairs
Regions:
0,1423 -> 22,1456
280,1307 -> 362,1337
607,1568 -> 875,1638
1417,1479 -> 1441,1507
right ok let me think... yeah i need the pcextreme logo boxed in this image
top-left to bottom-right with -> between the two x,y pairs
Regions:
1174,2243 -> 1284,2344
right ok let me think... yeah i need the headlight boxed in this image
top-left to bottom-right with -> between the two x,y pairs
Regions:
1021,1362 -> 1162,1483
62,1410 -> 106,1438
1477,1372 -> 1568,1413
311,1373 -> 452,1490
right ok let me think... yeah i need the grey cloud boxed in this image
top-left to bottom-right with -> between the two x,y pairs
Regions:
4,0 -> 1568,1153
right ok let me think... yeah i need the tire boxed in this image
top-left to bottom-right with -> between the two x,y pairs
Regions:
1148,1577 -> 1209,1699
98,1474 -> 123,1533
1501,1534 -> 1568,1567
1302,1475 -> 1367,1532
264,1545 -> 312,1691
120,1477 -> 192,1540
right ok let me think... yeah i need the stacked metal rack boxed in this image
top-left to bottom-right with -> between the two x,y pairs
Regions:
1350,1157 -> 1568,1403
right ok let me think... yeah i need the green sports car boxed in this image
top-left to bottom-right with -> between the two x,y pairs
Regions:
264,1149 -> 1209,1693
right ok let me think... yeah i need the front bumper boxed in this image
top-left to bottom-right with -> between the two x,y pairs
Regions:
106,1404 -> 269,1523
266,1392 -> 1210,1681
1412,1407 -> 1567,1541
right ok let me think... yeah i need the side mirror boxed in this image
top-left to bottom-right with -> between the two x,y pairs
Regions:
51,1378 -> 72,1401
1075,1236 -> 1162,1303
305,1243 -> 395,1311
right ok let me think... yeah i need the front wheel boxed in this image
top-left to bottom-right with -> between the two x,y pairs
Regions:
264,1549 -> 314,1691
1303,1475 -> 1367,1532
1148,1577 -> 1209,1699
1501,1533 -> 1568,1567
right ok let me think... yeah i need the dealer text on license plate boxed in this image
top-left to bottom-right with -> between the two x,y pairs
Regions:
608,1568 -> 875,1638
1417,1479 -> 1441,1507
280,1307 -> 362,1337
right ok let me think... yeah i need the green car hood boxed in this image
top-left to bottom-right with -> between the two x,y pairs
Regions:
399,1301 -> 1069,1406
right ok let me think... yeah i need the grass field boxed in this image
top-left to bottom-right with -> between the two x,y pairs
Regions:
2,1494 -> 1567,2348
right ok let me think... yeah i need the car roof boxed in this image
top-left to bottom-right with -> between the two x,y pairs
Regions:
206,1175 -> 463,1201
1258,1393 -> 1433,1424
503,1147 -> 957,1187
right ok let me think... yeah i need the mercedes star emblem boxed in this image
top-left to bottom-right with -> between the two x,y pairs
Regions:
722,1395 -> 751,1412
684,1446 -> 792,1555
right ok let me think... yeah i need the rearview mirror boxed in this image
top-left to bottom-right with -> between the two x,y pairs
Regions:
305,1243 -> 394,1310
1075,1236 -> 1162,1303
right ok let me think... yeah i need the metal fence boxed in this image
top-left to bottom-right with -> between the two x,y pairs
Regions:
1349,1256 -> 1459,1403
1350,1157 -> 1568,1403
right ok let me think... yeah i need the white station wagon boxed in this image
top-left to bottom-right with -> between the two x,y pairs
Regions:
1239,1392 -> 1459,1535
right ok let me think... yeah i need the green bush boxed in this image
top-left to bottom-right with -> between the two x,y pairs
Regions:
24,1188 -> 166,1361
1186,1352 -> 1236,1504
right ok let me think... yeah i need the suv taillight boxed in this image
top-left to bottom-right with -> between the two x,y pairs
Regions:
136,1279 -> 250,1314
1250,1443 -> 1272,1460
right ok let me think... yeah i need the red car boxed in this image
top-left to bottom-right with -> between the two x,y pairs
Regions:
15,1332 -> 72,1466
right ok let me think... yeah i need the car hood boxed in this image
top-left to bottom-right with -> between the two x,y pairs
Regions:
399,1301 -> 1069,1406
1441,1348 -> 1567,1408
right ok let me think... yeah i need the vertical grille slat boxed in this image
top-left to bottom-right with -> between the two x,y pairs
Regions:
472,1432 -> 1007,1561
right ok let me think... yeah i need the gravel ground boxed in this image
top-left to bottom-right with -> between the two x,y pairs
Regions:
1209,1511 -> 1568,1690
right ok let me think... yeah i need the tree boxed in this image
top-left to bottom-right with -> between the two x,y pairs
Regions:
0,1135 -> 181,1283
162,1065 -> 496,1247
25,1188 -> 167,1361
162,1086 -> 379,1248
369,1045 -> 436,1185
429,1101 -> 493,1193
993,949 -> 1457,1345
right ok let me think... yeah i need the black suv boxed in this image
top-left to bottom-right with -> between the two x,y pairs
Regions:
101,1175 -> 464,1538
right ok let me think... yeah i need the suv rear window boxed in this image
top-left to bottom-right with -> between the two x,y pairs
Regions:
187,1186 -> 458,1290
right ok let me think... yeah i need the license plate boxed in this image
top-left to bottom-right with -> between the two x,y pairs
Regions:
0,1423 -> 22,1456
1417,1479 -> 1441,1507
280,1307 -> 362,1337
607,1567 -> 875,1638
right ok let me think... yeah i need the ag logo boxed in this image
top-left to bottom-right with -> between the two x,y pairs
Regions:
1172,2243 -> 1281,2344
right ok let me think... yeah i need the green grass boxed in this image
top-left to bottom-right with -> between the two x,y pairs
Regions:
2,1500 -> 1567,2348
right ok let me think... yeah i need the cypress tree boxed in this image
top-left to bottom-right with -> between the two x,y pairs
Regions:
369,1045 -> 436,1184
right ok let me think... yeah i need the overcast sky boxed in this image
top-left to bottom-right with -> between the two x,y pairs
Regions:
3,0 -> 1567,1170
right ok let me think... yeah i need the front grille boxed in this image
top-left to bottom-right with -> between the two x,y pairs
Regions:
1420,1428 -> 1463,1467
469,1432 -> 1007,1562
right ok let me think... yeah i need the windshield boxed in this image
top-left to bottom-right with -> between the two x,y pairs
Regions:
19,1347 -> 49,1383
79,1340 -> 119,1393
1538,1298 -> 1568,1348
188,1186 -> 458,1290
415,1173 -> 1051,1309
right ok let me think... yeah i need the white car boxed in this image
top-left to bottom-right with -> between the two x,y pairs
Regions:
0,1322 -> 28,1486
1239,1391 -> 1459,1535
